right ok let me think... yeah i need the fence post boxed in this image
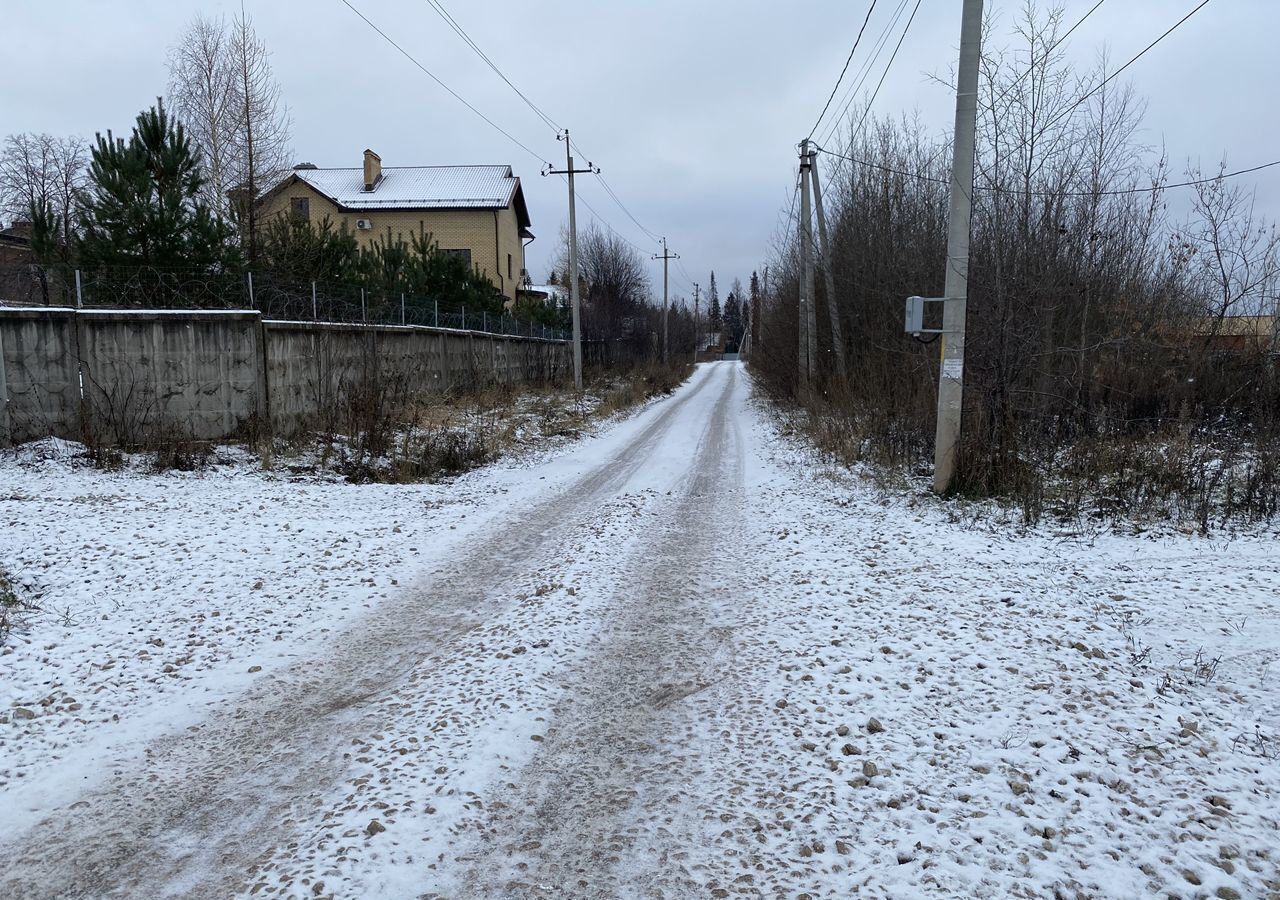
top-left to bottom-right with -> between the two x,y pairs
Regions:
247,271 -> 255,309
462,305 -> 466,331
74,269 -> 83,308
360,288 -> 366,323
401,292 -> 406,326
0,325 -> 10,447
434,299 -> 439,328
311,281 -> 317,320
255,315 -> 273,449
483,311 -> 488,333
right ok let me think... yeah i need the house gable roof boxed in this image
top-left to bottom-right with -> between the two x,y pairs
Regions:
275,164 -> 530,229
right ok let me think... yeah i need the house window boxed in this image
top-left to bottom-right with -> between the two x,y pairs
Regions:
507,253 -> 513,280
290,196 -> 309,221
442,249 -> 472,266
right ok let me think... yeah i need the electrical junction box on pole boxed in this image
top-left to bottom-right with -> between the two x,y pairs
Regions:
905,296 -> 957,336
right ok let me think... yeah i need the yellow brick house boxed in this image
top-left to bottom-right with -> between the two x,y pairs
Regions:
257,150 -> 534,303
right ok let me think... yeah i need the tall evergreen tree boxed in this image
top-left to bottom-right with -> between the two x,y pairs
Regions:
77,99 -> 236,274
707,270 -> 721,333
723,291 -> 743,348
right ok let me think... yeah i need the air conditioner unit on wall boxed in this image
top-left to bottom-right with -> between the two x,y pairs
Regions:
355,218 -> 373,230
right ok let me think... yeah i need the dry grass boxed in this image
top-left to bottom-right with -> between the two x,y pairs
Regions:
310,361 -> 692,484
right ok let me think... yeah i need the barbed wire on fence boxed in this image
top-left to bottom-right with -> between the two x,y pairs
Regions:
0,263 -> 570,341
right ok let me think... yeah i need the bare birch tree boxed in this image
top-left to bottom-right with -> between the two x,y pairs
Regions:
229,10 -> 291,263
167,13 -> 239,213
167,11 -> 290,261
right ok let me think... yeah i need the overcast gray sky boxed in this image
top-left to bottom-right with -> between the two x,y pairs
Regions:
4,1 -> 1277,302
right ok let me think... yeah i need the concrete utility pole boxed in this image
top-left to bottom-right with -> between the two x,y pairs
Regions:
692,282 -> 701,363
760,265 -> 768,351
809,150 -> 846,373
653,237 -> 679,363
544,129 -> 598,390
932,0 -> 984,494
798,140 -> 817,389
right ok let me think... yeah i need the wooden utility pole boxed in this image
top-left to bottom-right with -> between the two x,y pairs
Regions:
810,149 -> 846,373
653,237 -> 679,363
544,129 -> 598,389
932,0 -> 984,493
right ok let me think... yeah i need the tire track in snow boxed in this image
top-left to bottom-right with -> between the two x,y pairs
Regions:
0,366 -> 729,900
451,364 -> 754,898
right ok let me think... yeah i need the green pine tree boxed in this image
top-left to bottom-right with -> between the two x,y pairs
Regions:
77,99 -> 237,281
707,271 -> 721,333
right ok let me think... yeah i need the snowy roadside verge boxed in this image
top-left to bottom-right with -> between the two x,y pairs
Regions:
721,386 -> 1280,898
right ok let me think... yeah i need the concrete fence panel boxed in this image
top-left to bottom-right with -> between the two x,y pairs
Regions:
0,308 -> 81,443
77,311 -> 261,443
0,308 -> 570,447
264,321 -> 372,436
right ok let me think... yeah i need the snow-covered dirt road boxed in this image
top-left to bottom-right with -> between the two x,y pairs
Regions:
2,361 -> 1278,899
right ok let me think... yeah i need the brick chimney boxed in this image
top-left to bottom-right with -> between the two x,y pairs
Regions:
362,149 -> 382,192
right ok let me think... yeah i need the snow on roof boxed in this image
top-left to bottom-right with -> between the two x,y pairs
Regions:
293,165 -> 519,211
523,283 -> 566,299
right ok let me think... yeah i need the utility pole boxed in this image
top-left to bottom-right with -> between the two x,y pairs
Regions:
798,140 -> 817,390
653,237 -> 679,363
810,149 -> 846,374
544,129 -> 598,390
760,265 -> 768,351
692,282 -> 701,363
932,0 -> 984,494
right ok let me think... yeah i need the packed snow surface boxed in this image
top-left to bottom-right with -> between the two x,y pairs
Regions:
1,361 -> 1277,899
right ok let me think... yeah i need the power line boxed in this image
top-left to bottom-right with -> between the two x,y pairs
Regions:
817,0 -> 914,190
812,143 -> 1280,196
562,175 -> 651,256
596,172 -> 663,243
808,1 -> 879,141
848,0 -> 921,142
1040,0 -> 1213,136
812,0 -> 1226,197
345,0 -> 672,276
676,257 -> 698,285
420,0 -> 674,258
995,0 -> 1107,103
1053,159 -> 1280,197
409,0 -> 670,261
818,0 -> 912,151
422,0 -> 562,135
338,0 -> 550,166
563,135 -> 661,243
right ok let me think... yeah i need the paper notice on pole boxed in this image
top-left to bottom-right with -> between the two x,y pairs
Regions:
941,358 -> 964,381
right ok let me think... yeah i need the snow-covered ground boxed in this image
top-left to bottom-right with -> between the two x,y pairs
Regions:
1,361 -> 1277,899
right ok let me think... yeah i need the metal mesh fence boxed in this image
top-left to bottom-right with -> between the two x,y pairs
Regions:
7,265 -> 569,341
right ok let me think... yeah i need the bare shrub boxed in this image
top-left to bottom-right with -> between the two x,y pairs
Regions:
147,427 -> 214,473
0,565 -> 37,643
752,4 -> 1280,528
